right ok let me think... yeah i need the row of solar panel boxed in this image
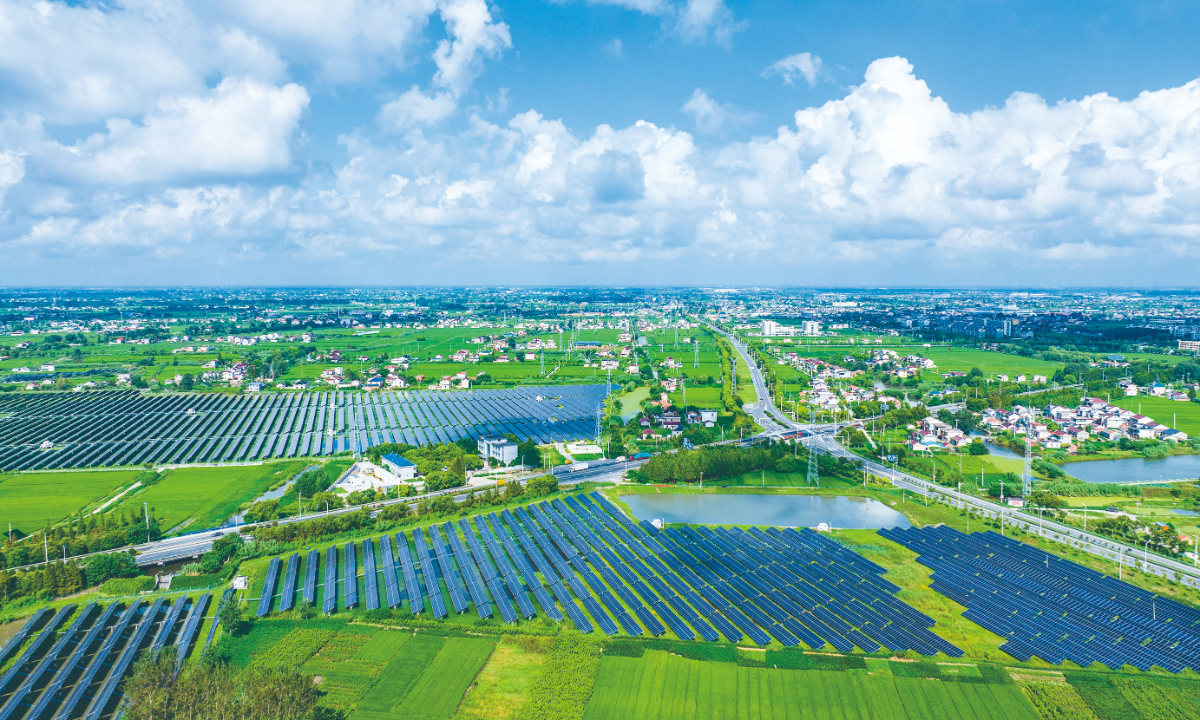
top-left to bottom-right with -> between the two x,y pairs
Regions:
0,385 -> 608,470
0,593 -> 213,720
248,491 -> 957,659
0,384 -> 606,447
880,525 -> 1200,672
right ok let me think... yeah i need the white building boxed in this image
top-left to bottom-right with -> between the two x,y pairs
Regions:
478,435 -> 519,464
381,453 -> 418,480
761,320 -> 797,337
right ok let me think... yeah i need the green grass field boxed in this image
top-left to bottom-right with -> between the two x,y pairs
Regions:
1112,396 -> 1200,437
913,348 -> 1063,376
0,469 -> 142,534
583,650 -> 1040,720
118,461 -> 307,532
350,635 -> 494,720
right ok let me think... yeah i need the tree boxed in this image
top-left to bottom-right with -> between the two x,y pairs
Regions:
526,475 -> 558,497
217,592 -> 250,637
120,648 -> 179,720
1027,490 -> 1066,510
85,551 -> 141,586
503,481 -> 525,500
967,440 -> 989,455
247,499 -> 280,522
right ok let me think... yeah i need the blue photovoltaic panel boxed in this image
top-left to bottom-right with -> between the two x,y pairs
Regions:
303,549 -> 319,605
256,557 -> 281,617
363,538 -> 381,611
880,525 -> 1195,670
280,554 -> 300,612
343,542 -> 358,608
323,546 -> 338,613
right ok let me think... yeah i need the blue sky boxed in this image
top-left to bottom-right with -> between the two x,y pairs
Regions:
1,0 -> 1199,286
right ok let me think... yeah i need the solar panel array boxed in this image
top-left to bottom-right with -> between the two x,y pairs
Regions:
879,525 -> 1200,672
250,492 -> 957,656
0,385 -> 607,470
0,593 -> 213,720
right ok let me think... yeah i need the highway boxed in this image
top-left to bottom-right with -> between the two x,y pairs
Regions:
700,323 -> 1200,590
706,323 -> 799,433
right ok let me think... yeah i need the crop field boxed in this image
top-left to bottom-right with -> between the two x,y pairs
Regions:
0,468 -> 142,534
1112,396 -> 1200,437
117,461 -> 306,531
350,635 -> 495,720
583,649 -> 1039,720
909,348 -> 1063,376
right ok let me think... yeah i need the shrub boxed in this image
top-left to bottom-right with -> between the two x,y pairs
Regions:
99,575 -> 155,595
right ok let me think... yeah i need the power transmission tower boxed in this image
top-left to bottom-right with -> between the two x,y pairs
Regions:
540,351 -> 545,375
1022,418 -> 1033,497
594,403 -> 603,442
807,408 -> 819,486
694,342 -> 699,368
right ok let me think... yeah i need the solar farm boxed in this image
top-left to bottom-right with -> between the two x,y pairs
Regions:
0,385 -> 607,471
0,594 -> 211,720
879,525 -> 1200,672
251,492 -> 961,656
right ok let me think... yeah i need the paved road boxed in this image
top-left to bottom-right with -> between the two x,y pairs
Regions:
706,323 -> 797,433
807,432 -> 1200,590
712,325 -> 1200,590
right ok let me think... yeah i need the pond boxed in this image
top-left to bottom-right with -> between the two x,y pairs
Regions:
619,494 -> 911,529
1064,454 -> 1200,485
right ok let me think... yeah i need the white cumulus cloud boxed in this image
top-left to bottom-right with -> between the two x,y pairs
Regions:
5,55 -> 1200,286
681,89 -> 754,134
764,52 -> 824,87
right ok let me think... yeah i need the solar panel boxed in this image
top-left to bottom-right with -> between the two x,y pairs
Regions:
363,538 -> 381,611
343,542 -> 359,609
303,549 -> 319,606
323,546 -> 338,613
0,603 -> 94,720
279,554 -> 300,612
257,557 -> 281,617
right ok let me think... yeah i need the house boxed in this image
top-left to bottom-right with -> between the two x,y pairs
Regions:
478,435 -> 518,464
659,411 -> 682,430
1161,429 -> 1190,443
381,453 -> 418,480
699,409 -> 718,427
686,410 -> 702,425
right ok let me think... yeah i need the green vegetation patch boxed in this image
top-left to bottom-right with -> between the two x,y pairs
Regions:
583,649 -> 1041,720
0,469 -> 141,534
352,629 -> 412,662
1063,674 -> 1147,720
250,627 -> 335,669
121,461 -> 307,532
1112,679 -> 1198,720
520,634 -> 603,720
1020,681 -> 1100,720
98,575 -> 155,595
392,636 -> 494,719
350,634 -> 446,719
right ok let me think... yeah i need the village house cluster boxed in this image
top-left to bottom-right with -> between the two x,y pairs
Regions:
977,397 -> 1191,449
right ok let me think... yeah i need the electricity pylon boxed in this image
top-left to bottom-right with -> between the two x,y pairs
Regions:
807,408 -> 819,486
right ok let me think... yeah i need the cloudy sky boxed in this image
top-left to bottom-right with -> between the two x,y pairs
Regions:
2,0 -> 1200,287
